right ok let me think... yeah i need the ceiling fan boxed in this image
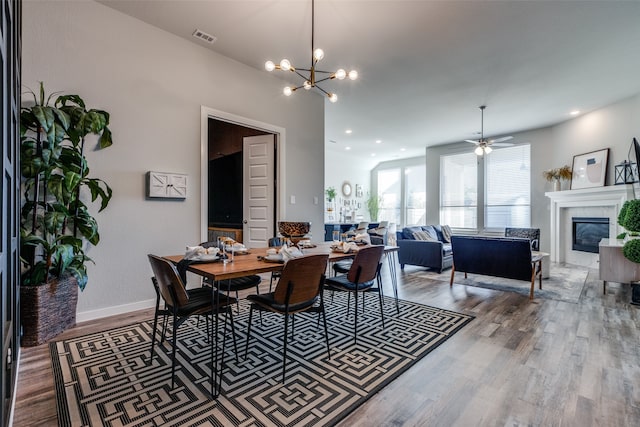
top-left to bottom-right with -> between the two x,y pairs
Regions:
465,105 -> 513,155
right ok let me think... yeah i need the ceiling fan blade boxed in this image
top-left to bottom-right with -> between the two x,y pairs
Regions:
488,136 -> 514,143
492,142 -> 514,147
464,139 -> 480,145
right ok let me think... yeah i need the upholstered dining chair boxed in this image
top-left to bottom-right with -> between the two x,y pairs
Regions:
199,240 -> 262,311
324,245 -> 385,343
147,254 -> 236,396
244,254 -> 330,383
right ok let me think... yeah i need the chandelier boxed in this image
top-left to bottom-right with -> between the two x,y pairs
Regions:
264,0 -> 357,103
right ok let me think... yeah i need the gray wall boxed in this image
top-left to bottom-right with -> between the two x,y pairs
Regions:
23,0 -> 326,319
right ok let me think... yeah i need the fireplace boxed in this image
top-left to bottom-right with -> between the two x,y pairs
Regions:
572,217 -> 609,253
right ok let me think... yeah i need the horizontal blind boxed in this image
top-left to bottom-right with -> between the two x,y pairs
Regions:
440,152 -> 477,228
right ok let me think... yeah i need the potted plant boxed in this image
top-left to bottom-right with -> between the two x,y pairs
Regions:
367,193 -> 381,222
20,83 -> 113,346
325,187 -> 336,212
618,199 -> 640,304
543,165 -> 572,191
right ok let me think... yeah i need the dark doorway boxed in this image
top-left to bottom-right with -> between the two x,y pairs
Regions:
207,119 -> 270,242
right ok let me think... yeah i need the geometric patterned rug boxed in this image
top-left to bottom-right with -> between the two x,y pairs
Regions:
51,294 -> 473,426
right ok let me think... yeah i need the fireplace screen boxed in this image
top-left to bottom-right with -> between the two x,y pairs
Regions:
572,217 -> 609,253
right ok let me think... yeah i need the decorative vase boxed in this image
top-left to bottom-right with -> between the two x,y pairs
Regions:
20,274 -> 78,347
553,179 -> 561,191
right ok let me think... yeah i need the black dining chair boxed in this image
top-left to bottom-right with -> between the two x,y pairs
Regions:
147,254 -> 236,396
244,254 -> 330,383
324,245 -> 385,343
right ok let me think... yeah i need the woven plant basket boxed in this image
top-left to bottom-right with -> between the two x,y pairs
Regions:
20,274 -> 78,347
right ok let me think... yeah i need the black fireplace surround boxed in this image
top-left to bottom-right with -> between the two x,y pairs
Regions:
572,217 -> 609,253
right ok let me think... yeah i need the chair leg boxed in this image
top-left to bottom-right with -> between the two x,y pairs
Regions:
228,307 -> 238,362
282,313 -> 289,383
321,306 -> 331,360
244,305 -> 254,359
170,312 -> 178,388
354,290 -> 358,344
150,307 -> 159,361
377,287 -> 385,329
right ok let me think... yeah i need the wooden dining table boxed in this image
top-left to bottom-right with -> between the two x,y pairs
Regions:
164,243 -> 400,310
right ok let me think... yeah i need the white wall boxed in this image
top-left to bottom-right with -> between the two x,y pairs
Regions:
23,0 -> 325,320
324,150 -> 371,224
425,93 -> 640,254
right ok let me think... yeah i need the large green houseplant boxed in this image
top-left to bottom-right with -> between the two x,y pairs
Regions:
20,83 -> 113,345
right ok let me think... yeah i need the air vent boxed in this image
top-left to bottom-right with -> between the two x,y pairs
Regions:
192,29 -> 217,44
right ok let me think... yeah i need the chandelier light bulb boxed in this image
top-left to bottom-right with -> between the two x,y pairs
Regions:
279,59 -> 291,71
348,70 -> 358,80
335,69 -> 346,80
313,48 -> 324,61
329,93 -> 338,103
303,80 -> 312,90
475,146 -> 484,156
265,60 -> 276,71
283,86 -> 293,96
484,146 -> 492,154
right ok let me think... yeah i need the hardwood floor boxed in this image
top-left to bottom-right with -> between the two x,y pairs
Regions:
13,263 -> 640,426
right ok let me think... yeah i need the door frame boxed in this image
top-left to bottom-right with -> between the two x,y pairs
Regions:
200,106 -> 286,243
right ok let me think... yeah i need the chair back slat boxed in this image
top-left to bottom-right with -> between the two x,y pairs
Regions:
347,245 -> 384,284
148,254 -> 190,307
273,254 -> 329,305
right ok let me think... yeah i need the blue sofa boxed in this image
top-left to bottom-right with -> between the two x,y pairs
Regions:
396,225 -> 453,273
449,235 -> 540,299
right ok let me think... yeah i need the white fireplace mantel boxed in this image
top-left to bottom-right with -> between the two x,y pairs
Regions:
546,185 -> 634,263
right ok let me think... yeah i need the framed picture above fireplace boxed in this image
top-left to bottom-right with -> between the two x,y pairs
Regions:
570,148 -> 609,190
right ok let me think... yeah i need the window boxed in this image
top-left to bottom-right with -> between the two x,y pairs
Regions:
485,145 -> 530,228
440,152 -> 478,228
378,169 -> 401,224
405,165 -> 426,225
439,145 -> 530,231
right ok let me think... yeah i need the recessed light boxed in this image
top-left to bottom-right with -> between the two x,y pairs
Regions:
345,146 -> 351,150
375,140 -> 382,144
345,129 -> 352,134
570,110 -> 580,116
371,153 -> 376,157
400,148 -> 406,152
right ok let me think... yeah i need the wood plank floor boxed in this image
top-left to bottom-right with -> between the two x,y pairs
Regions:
12,263 -> 640,426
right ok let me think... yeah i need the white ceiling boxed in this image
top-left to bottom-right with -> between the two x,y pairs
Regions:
98,0 -> 640,165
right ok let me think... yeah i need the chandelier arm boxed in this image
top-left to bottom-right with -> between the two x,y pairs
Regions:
314,76 -> 335,84
314,85 -> 332,97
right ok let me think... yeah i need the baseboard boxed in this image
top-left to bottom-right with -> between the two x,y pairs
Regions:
76,298 -> 156,323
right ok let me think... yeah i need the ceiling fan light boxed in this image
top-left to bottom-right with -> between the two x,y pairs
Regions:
484,146 -> 493,154
475,146 -> 484,156
265,60 -> 276,71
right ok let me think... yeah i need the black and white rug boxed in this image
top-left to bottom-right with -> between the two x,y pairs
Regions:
51,294 -> 473,426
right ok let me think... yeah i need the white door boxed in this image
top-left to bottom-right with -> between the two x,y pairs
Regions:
243,134 -> 275,248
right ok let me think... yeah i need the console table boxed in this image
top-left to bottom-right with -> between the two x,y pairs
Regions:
599,238 -> 640,293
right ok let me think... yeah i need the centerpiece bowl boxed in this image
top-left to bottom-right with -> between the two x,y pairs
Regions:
278,221 -> 311,244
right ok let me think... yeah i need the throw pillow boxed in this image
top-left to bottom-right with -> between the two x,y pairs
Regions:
441,225 -> 453,243
413,230 -> 437,241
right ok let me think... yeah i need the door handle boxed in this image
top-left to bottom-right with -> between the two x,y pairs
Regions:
243,220 -> 248,224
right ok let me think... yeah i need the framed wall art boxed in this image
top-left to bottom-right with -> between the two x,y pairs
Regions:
570,148 -> 609,190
